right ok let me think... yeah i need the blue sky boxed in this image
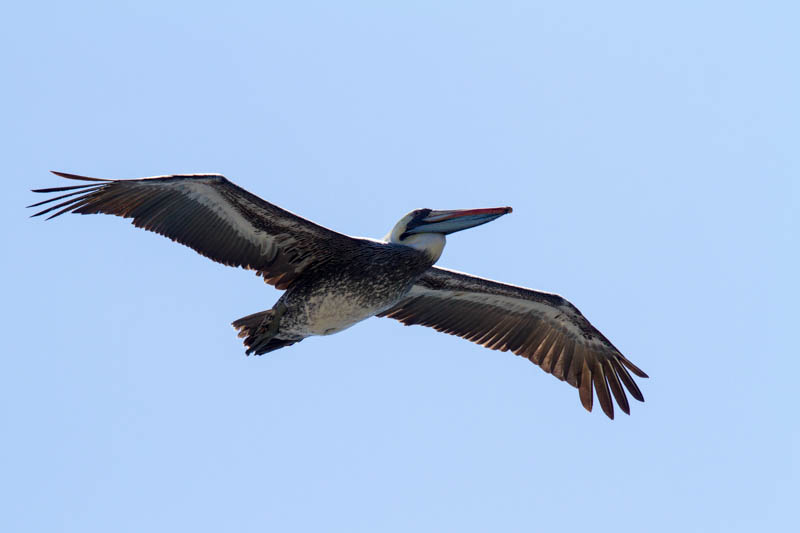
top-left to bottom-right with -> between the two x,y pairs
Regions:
2,2 -> 797,531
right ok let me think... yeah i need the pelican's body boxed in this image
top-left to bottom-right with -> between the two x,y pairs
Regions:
263,240 -> 432,343
31,171 -> 648,419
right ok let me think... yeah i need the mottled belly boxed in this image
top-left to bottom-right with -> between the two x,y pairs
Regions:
299,292 -> 393,336
277,257 -> 427,339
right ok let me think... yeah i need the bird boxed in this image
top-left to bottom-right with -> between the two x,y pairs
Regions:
30,171 -> 647,419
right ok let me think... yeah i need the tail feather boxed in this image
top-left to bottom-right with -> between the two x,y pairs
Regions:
232,310 -> 301,355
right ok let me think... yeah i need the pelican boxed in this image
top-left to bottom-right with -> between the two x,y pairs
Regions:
30,171 -> 647,419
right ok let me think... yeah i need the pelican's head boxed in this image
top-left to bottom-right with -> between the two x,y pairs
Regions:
385,206 -> 512,262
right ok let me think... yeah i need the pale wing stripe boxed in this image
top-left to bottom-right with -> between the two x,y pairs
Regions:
403,284 -> 610,351
177,181 -> 274,256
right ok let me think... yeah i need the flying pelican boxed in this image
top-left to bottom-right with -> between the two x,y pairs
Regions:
30,171 -> 647,419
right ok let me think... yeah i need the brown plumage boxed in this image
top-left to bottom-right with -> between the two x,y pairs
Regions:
31,171 -> 648,419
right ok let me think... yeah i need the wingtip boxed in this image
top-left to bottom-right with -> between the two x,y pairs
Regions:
597,395 -> 615,419
580,396 -> 593,413
618,354 -> 649,378
49,170 -> 110,182
629,366 -> 649,379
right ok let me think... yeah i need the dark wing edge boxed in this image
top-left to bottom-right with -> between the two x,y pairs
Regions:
378,266 -> 648,419
29,171 -> 358,289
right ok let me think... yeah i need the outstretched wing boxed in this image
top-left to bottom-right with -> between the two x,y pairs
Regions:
29,171 -> 360,289
379,266 -> 647,419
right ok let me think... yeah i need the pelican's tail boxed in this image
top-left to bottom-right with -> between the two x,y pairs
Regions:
232,310 -> 301,355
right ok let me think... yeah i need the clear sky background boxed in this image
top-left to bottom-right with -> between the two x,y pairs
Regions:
2,2 -> 797,532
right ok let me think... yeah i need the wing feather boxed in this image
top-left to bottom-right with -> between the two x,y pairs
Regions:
30,171 -> 362,289
379,266 -> 647,418
603,359 -> 630,415
579,358 -> 594,412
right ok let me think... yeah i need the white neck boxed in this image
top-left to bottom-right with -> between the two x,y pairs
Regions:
391,233 -> 446,263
